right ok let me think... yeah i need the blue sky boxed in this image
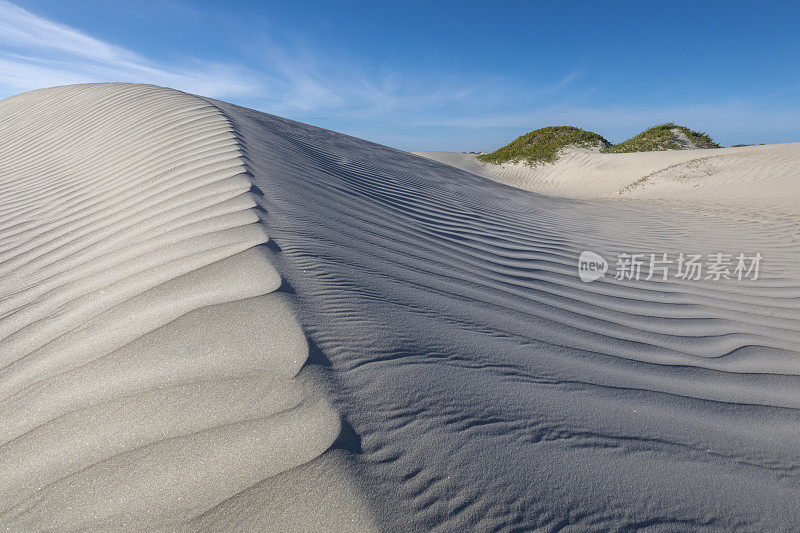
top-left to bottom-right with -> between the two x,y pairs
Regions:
1,0 -> 798,151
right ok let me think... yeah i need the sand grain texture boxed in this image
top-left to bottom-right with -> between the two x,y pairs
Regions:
2,83 -> 800,531
416,144 -> 800,208
0,84 -> 374,532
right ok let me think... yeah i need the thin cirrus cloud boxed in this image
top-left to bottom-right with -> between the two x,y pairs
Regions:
0,0 -> 574,122
1,1 -> 797,150
0,1 -> 665,150
0,0 -> 261,98
0,0 -> 480,116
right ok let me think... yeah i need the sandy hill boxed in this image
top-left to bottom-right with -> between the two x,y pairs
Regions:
3,84 -> 800,531
468,123 -> 721,170
476,125 -> 610,166
415,141 -> 800,214
609,122 -> 721,152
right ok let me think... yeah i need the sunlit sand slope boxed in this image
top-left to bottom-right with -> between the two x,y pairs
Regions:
217,99 -> 800,530
0,84 -> 375,531
3,83 -> 800,531
416,143 -> 800,210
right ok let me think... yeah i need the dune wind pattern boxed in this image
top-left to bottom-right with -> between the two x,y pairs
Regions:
2,84 -> 800,530
417,144 -> 800,211
0,84 -> 374,531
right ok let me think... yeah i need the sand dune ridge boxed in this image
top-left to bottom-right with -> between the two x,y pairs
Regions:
0,83 -> 375,531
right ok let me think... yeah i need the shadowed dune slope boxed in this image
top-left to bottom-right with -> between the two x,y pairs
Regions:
214,98 -> 800,530
0,84 -> 375,531
3,83 -> 800,531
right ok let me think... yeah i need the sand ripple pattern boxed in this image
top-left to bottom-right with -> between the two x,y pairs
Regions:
0,84 -> 344,530
216,100 -> 800,531
4,82 -> 800,530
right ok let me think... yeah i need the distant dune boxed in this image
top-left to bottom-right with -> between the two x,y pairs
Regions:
470,123 -> 721,168
3,84 -> 800,530
607,123 -> 721,153
416,142 -> 800,212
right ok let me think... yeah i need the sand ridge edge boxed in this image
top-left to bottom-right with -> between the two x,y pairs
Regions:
0,83 -> 375,531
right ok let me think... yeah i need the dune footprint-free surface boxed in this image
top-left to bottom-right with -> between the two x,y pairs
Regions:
2,83 -> 800,531
0,84 -> 372,531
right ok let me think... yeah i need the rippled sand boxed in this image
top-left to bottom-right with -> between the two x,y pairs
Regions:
2,83 -> 800,530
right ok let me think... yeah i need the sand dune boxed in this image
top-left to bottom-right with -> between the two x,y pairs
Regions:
0,84 -> 373,531
3,84 -> 800,530
415,143 -> 800,208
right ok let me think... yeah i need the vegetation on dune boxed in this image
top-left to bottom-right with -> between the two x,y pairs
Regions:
606,123 -> 720,153
476,126 -> 611,166
478,123 -> 723,166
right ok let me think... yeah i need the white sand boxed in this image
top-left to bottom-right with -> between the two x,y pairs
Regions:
415,143 -> 800,209
3,83 -> 800,530
0,84 -> 375,531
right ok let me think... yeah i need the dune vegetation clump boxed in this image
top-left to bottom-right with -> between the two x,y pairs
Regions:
478,123 -> 722,166
477,126 -> 611,166
607,123 -> 720,153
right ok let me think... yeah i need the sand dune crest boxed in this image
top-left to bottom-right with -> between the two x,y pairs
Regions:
0,84 -> 372,531
3,82 -> 800,530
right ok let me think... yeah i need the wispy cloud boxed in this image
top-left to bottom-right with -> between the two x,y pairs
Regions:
10,1 -> 740,150
1,1 -> 797,151
0,0 -> 580,122
237,32 -> 495,118
0,0 -> 260,97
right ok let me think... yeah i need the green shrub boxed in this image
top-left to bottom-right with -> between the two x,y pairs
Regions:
606,123 -> 720,153
477,126 -> 610,166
